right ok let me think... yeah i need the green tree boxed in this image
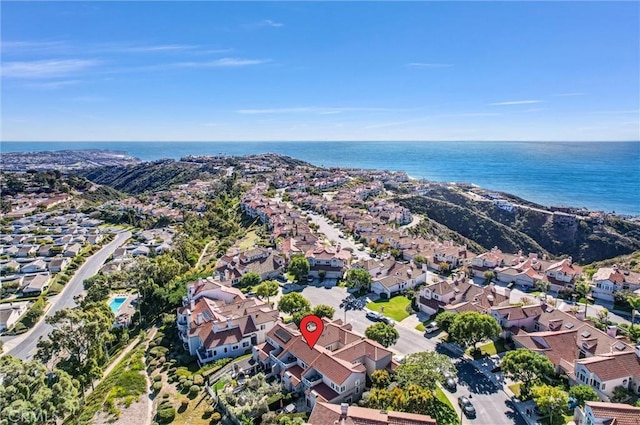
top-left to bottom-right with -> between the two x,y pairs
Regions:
312,304 -> 335,319
36,302 -> 115,392
569,385 -> 599,407
448,311 -> 501,351
531,384 -> 569,425
278,292 -> 311,315
401,384 -> 434,414
628,296 -> 640,331
501,349 -> 555,396
288,255 -> 310,283
438,262 -> 450,274
394,351 -> 456,391
434,311 -> 457,333
412,255 -> 426,269
536,280 -> 550,296
239,271 -> 262,289
365,322 -> 399,348
345,268 -> 372,292
483,270 -> 495,283
255,280 -> 279,304
575,281 -> 592,316
0,355 -> 80,424
371,369 -> 391,389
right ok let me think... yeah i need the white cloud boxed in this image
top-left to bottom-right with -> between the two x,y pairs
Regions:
112,44 -> 200,53
262,19 -> 284,28
406,63 -> 453,68
236,106 -> 402,114
24,79 -> 83,89
489,100 -> 544,106
1,59 -> 101,79
174,58 -> 270,68
554,92 -> 585,97
1,40 -> 69,54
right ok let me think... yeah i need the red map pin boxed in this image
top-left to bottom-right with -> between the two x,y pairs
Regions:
300,314 -> 324,349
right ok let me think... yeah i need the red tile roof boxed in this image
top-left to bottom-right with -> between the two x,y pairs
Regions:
308,402 -> 436,425
586,401 -> 640,425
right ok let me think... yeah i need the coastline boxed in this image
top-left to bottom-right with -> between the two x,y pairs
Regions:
1,141 -> 639,216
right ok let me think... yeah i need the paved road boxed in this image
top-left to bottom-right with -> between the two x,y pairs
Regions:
300,285 -> 523,425
306,212 -> 371,261
0,231 -> 132,360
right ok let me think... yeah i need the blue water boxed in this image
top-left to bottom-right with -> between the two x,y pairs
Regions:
109,297 -> 127,314
2,141 -> 639,215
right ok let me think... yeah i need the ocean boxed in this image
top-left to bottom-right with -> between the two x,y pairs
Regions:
2,141 -> 639,216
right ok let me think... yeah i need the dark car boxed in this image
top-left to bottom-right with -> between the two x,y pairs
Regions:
444,377 -> 457,392
458,396 -> 476,418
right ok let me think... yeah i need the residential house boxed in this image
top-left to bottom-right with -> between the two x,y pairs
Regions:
0,301 -> 29,331
308,402 -> 436,425
16,245 -> 37,258
132,245 -> 150,257
0,260 -> 20,274
112,247 -> 129,260
418,279 -> 510,316
490,304 -> 545,337
63,243 -> 82,257
574,401 -> 640,425
592,266 -> 640,302
513,308 -> 640,396
305,244 -> 351,282
253,318 -> 395,409
215,248 -> 285,284
20,259 -> 48,274
370,260 -> 426,298
21,273 -> 51,294
49,257 -> 70,273
176,278 -> 279,365
495,253 -> 548,290
545,258 -> 583,292
471,247 -> 511,278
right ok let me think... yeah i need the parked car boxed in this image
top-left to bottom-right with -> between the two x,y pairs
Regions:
380,316 -> 395,326
458,396 -> 476,418
424,321 -> 439,334
444,377 -> 457,392
366,311 -> 382,321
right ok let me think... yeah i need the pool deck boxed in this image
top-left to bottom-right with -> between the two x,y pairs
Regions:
108,293 -> 138,327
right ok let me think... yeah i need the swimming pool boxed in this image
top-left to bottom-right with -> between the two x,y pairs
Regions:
109,297 -> 127,314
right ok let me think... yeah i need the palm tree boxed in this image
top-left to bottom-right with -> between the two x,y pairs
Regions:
574,282 -> 592,317
536,280 -> 550,300
627,296 -> 640,330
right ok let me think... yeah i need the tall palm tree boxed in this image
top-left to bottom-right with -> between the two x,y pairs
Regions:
536,280 -> 550,300
627,296 -> 640,330
574,282 -> 592,317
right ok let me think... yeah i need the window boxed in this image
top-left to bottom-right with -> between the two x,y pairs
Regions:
224,347 -> 228,353
261,325 -> 265,330
601,384 -> 605,390
233,345 -> 238,350
340,386 -> 346,392
243,341 -> 249,347
213,350 -> 217,356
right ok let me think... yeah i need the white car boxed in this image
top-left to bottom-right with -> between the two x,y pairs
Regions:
424,322 -> 439,334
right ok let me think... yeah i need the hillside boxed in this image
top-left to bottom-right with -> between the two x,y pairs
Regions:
80,160 -> 219,194
395,187 -> 640,264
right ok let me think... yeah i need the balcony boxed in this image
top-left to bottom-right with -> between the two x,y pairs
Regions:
270,352 -> 297,369
197,348 -> 216,364
302,372 -> 323,387
179,331 -> 188,342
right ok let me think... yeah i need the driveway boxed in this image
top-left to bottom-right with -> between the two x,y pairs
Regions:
305,213 -> 371,261
0,230 -> 132,360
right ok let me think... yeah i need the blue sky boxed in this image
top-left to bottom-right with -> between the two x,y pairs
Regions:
2,1 -> 639,142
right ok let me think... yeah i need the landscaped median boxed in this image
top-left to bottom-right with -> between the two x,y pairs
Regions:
365,295 -> 412,322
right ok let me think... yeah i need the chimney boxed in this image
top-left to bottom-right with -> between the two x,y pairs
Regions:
576,310 -> 586,321
607,325 -> 618,338
340,403 -> 348,418
227,317 -> 233,328
213,322 -> 218,332
504,287 -> 511,298
190,299 -> 195,311
196,313 -> 203,325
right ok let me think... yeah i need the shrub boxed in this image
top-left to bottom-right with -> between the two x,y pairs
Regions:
156,407 -> 176,424
183,379 -> 193,389
152,382 -> 163,392
210,412 -> 221,422
180,398 -> 189,408
154,375 -> 163,382
162,393 -> 170,399
189,385 -> 200,395
193,374 -> 204,385
158,400 -> 173,410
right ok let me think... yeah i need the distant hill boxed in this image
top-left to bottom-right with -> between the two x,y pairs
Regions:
80,160 -> 218,194
395,187 -> 640,264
